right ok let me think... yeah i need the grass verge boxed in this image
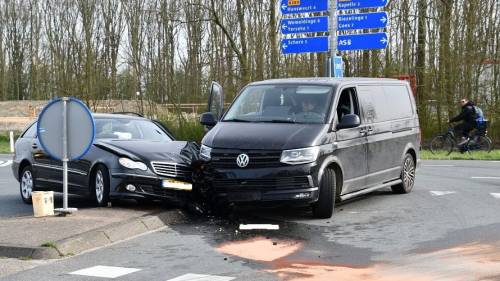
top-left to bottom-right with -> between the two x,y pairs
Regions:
421,149 -> 500,160
0,134 -> 13,154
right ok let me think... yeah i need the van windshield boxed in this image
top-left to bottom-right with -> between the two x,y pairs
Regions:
223,85 -> 334,124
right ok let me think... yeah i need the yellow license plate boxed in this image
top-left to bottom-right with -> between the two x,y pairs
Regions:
162,179 -> 192,191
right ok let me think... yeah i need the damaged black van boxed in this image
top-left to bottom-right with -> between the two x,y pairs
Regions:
199,78 -> 420,218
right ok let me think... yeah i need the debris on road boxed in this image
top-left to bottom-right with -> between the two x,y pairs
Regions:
239,224 -> 279,230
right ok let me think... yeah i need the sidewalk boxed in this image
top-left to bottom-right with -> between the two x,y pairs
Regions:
0,201 -> 186,259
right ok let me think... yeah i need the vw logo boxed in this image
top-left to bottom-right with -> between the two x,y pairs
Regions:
236,154 -> 249,168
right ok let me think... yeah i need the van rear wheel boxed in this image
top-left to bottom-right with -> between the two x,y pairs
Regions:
392,153 -> 415,194
312,168 -> 336,219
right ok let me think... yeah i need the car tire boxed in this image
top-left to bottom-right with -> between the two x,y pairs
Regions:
20,165 -> 34,204
312,168 -> 336,219
91,165 -> 110,207
392,153 -> 416,194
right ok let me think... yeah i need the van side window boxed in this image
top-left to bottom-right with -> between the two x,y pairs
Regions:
337,88 -> 360,122
357,85 -> 391,123
22,123 -> 37,139
383,85 -> 413,119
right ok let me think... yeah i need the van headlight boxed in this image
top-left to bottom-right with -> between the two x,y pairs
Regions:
119,158 -> 148,171
200,145 -> 212,161
280,147 -> 320,165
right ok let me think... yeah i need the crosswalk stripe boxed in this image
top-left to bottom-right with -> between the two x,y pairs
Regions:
70,265 -> 141,279
166,273 -> 235,281
491,193 -> 500,199
0,160 -> 12,167
430,191 -> 456,196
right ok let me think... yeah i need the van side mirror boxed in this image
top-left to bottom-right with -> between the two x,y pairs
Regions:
337,114 -> 361,130
200,112 -> 217,127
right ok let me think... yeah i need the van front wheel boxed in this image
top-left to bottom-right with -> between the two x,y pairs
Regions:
312,168 -> 336,219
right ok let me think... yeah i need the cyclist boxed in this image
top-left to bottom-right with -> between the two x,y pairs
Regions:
449,98 -> 477,145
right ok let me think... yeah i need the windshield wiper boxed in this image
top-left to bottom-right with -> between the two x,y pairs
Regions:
265,119 -> 297,124
223,118 -> 253,122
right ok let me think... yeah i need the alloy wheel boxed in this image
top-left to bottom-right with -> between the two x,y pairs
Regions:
21,170 -> 33,200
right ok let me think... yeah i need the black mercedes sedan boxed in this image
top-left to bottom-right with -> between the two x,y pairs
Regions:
12,113 -> 199,206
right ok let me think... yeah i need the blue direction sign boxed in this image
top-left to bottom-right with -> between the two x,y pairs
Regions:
337,0 -> 388,10
338,32 -> 388,51
281,16 -> 329,35
281,36 -> 329,54
280,0 -> 328,15
338,12 -> 388,31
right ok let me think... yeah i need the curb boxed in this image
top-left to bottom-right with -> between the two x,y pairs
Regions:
0,209 -> 186,260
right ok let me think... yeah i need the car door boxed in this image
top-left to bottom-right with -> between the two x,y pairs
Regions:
207,81 -> 225,122
357,84 -> 398,187
25,123 -> 60,187
334,86 -> 368,194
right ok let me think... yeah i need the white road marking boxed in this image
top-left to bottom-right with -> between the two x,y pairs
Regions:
430,191 -> 456,196
423,165 -> 455,167
471,177 -> 500,180
70,265 -> 141,279
491,193 -> 500,199
239,224 -> 279,230
166,273 -> 235,281
0,160 -> 12,167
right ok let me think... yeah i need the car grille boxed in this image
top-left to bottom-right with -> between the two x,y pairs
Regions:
151,162 -> 191,178
213,176 -> 311,191
210,149 -> 283,169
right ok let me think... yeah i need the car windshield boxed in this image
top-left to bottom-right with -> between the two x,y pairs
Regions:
95,118 -> 172,142
223,84 -> 334,124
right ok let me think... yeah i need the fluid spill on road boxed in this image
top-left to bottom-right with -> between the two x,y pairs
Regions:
218,236 -> 303,262
217,235 -> 500,281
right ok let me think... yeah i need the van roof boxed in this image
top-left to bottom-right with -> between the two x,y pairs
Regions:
249,77 -> 406,87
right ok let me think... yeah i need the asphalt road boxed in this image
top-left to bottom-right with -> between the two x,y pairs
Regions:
1,157 -> 500,280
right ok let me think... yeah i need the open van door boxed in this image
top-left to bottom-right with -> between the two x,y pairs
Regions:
208,81 -> 224,120
200,82 -> 224,128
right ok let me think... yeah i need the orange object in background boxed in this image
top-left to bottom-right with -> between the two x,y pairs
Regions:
396,75 -> 417,96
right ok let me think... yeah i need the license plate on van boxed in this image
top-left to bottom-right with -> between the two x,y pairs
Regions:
162,179 -> 192,191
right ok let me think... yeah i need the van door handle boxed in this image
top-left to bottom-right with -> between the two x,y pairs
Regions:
32,143 -> 38,149
367,127 -> 374,132
359,128 -> 367,135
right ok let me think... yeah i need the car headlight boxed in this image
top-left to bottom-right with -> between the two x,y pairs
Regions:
200,144 -> 212,161
280,147 -> 320,165
119,158 -> 148,171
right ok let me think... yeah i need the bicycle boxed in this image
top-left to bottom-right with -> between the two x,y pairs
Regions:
430,122 -> 492,155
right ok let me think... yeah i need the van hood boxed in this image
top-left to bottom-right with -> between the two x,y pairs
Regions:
202,122 -> 329,150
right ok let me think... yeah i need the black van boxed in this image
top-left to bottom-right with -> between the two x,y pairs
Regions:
199,78 -> 420,218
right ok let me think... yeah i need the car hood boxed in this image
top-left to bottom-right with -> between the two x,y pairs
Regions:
94,140 -> 200,166
202,122 -> 329,150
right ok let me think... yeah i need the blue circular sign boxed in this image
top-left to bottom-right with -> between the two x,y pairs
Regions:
37,97 -> 95,161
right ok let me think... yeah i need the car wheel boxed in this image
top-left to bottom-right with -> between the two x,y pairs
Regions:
91,165 -> 110,207
20,166 -> 34,204
392,153 -> 416,194
312,168 -> 336,219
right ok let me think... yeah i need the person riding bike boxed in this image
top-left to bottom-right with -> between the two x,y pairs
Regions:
449,98 -> 477,145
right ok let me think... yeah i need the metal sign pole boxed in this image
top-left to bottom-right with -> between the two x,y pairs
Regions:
329,0 -> 338,77
55,97 -> 77,215
62,97 -> 68,211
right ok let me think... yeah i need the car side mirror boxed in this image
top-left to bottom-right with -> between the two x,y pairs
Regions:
337,114 -> 361,130
200,112 -> 217,127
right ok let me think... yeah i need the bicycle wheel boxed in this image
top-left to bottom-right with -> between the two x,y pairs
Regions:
468,136 -> 492,154
430,135 -> 454,155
